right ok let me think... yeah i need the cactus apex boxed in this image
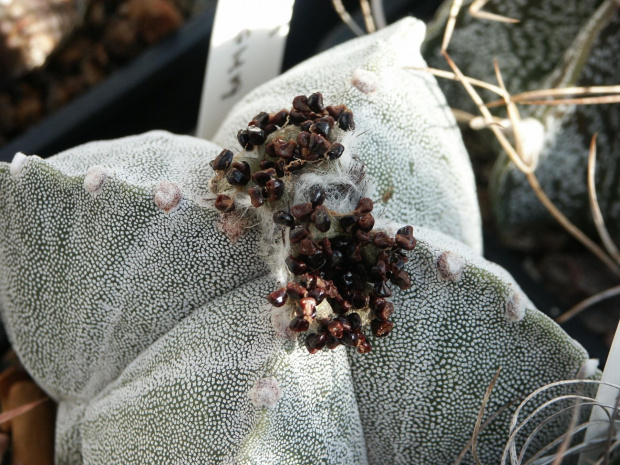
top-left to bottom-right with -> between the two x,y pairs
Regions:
436,250 -> 466,282
83,165 -> 111,195
249,377 -> 282,408
9,152 -> 28,177
153,180 -> 182,212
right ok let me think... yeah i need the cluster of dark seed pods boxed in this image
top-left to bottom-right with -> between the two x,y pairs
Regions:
210,92 -> 355,213
209,92 -> 416,354
267,194 -> 416,355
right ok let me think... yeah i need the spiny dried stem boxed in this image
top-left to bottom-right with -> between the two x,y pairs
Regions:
587,134 -> 620,265
331,0 -> 365,36
472,367 -> 501,465
468,0 -> 519,24
556,285 -> 620,325
359,0 -> 376,33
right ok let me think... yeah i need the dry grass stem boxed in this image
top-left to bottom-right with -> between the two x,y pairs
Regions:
488,96 -> 620,107
330,0 -> 365,36
0,397 -> 49,424
493,60 -> 525,160
525,173 -> 620,279
413,67 -> 505,95
359,0 -> 376,33
556,285 -> 620,324
486,86 -> 620,108
472,368 -> 502,465
370,0 -> 387,29
440,51 -> 535,174
442,0 -> 464,53
469,0 -> 519,24
587,134 -> 620,263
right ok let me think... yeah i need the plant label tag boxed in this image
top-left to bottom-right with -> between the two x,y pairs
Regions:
197,0 -> 295,139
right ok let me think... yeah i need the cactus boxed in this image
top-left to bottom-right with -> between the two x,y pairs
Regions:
0,18 -> 595,464
423,0 -> 620,242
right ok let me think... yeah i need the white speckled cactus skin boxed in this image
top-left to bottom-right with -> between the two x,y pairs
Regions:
424,0 -> 620,242
0,18 -> 593,464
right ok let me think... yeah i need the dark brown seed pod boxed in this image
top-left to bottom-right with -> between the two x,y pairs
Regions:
269,109 -> 289,126
227,161 -> 251,186
248,187 -> 264,207
286,282 -> 307,300
309,133 -> 331,155
373,281 -> 392,298
395,234 -> 416,251
304,251 -> 325,269
299,274 -> 317,290
289,225 -> 310,243
307,287 -> 325,305
299,238 -> 318,256
296,131 -> 311,148
390,269 -> 412,290
291,203 -> 314,221
275,160 -> 285,178
327,319 -> 344,338
355,229 -> 371,244
371,319 -> 394,337
308,92 -> 325,112
290,316 -> 310,332
310,121 -> 331,139
372,232 -> 395,248
326,335 -> 340,350
326,104 -> 345,120
356,197 -> 374,214
267,287 -> 288,307
317,115 -> 335,127
260,160 -> 276,170
357,340 -> 372,354
299,297 -> 317,318
350,291 -> 369,309
264,124 -> 278,135
300,120 -> 313,132
339,316 -> 352,331
311,206 -> 331,233
347,312 -> 362,331
338,110 -> 355,131
252,168 -> 276,187
211,149 -> 234,171
305,332 -> 328,354
273,139 -> 297,159
319,237 -> 333,257
373,300 -> 394,321
397,225 -> 414,237
308,185 -> 326,207
301,148 -> 320,162
289,110 -> 307,125
330,249 -> 344,267
347,243 -> 362,262
292,95 -> 311,112
326,143 -> 344,160
340,215 -> 357,232
273,210 -> 295,227
251,111 -> 270,128
237,129 -> 253,150
286,256 -> 307,275
342,330 -> 359,347
214,194 -> 235,213
266,179 -> 285,202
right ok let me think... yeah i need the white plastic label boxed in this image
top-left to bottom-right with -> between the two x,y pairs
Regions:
579,321 -> 620,465
197,0 -> 296,139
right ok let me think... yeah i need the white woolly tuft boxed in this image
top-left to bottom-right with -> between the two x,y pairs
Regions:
271,305 -> 296,340
153,181 -> 182,213
248,377 -> 282,408
84,165 -> 111,195
293,131 -> 372,214
10,152 -> 28,177
436,251 -> 466,282
505,291 -> 526,323
352,69 -> 378,94
580,358 -> 600,379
